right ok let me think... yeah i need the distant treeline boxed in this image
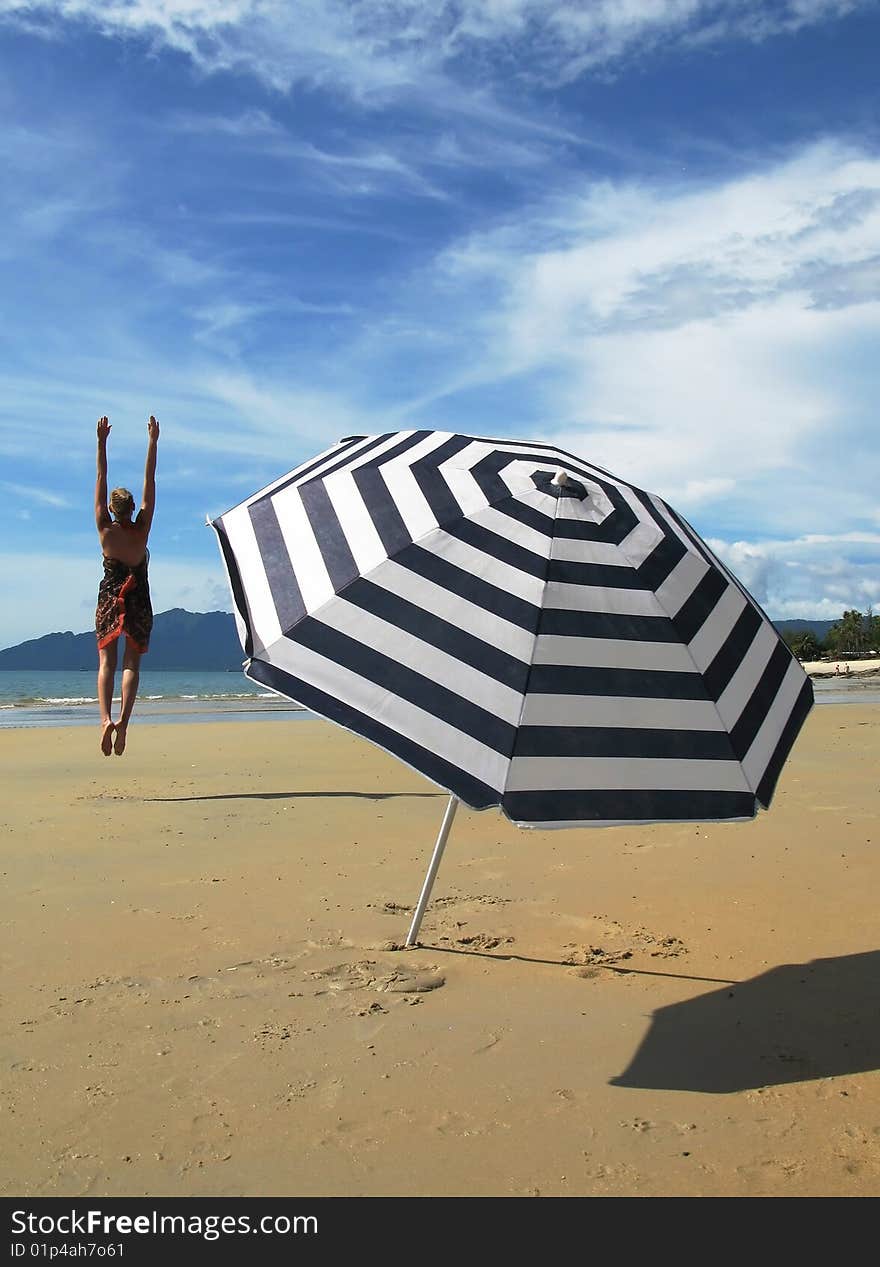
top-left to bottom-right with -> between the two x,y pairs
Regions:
779,609 -> 880,661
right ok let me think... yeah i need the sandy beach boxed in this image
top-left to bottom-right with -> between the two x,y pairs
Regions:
802,658 -> 880,679
1,698 -> 879,1199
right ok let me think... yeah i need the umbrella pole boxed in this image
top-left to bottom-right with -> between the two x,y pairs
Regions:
405,794 -> 459,948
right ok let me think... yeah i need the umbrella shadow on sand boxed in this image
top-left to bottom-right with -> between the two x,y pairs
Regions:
611,950 -> 880,1093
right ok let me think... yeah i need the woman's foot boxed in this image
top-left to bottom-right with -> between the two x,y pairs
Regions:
113,724 -> 127,756
101,720 -> 115,756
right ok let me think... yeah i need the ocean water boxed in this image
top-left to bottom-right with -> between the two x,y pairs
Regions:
0,669 -> 310,728
810,677 -> 880,707
0,667 -> 876,730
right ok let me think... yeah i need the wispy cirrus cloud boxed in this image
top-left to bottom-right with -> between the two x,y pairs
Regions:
0,481 -> 72,508
1,0 -> 873,97
170,109 -> 451,199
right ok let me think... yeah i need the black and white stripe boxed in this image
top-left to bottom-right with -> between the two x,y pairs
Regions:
211,431 -> 813,828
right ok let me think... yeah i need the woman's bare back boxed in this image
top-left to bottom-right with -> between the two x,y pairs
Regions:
99,518 -> 150,566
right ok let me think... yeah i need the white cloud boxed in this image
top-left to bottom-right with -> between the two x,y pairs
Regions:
448,142 -> 880,351
0,481 -> 72,508
1,0 -> 871,97
376,137 -> 880,617
547,1 -> 865,81
795,532 -> 880,546
543,295 -> 875,498
707,534 -> 880,618
169,108 -> 449,198
192,369 -> 381,461
170,107 -> 285,138
188,297 -> 356,354
675,477 -> 737,505
428,141 -> 880,503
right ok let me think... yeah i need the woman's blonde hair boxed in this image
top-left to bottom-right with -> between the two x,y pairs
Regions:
109,487 -> 135,520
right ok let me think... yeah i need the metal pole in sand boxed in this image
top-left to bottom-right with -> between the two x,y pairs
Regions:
405,794 -> 459,948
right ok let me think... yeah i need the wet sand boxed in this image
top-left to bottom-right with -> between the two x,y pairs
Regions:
1,703 -> 878,1197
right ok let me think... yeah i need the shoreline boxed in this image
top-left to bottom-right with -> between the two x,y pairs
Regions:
0,698 -> 309,729
1,670 -> 878,728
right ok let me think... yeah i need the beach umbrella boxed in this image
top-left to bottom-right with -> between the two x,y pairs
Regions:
210,430 -> 813,946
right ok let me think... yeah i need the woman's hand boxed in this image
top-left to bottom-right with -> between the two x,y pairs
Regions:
148,415 -> 159,441
97,415 -> 111,442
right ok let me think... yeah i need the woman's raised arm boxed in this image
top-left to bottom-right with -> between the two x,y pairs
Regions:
138,414 -> 159,531
95,415 -> 111,531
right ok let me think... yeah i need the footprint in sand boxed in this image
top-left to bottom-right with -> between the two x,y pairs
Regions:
621,1117 -> 655,1133
565,944 -> 633,969
564,925 -> 687,969
431,893 -> 512,909
356,1001 -> 387,1017
378,966 -> 445,993
447,933 -> 514,951
430,1108 -> 494,1139
641,933 -> 687,958
309,961 -> 380,992
309,959 -> 445,996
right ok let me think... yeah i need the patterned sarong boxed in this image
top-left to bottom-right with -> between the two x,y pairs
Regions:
95,551 -> 153,653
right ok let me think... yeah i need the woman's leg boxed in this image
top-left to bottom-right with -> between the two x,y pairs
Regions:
97,641 -> 118,755
114,641 -> 142,755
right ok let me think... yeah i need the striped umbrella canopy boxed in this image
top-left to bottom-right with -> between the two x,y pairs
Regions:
211,430 -> 813,941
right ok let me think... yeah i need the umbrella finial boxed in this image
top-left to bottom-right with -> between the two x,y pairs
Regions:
551,469 -> 568,487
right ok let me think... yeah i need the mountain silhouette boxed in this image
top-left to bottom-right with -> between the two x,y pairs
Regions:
0,609 -> 244,671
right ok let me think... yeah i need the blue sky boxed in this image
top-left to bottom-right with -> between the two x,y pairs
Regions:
1,0 -> 879,649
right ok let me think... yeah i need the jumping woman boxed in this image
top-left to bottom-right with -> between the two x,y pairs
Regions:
94,414 -> 159,755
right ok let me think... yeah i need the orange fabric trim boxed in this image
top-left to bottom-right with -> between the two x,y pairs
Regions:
96,571 -> 135,651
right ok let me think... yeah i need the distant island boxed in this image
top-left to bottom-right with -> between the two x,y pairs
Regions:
0,609 -> 245,671
0,610 -> 839,671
